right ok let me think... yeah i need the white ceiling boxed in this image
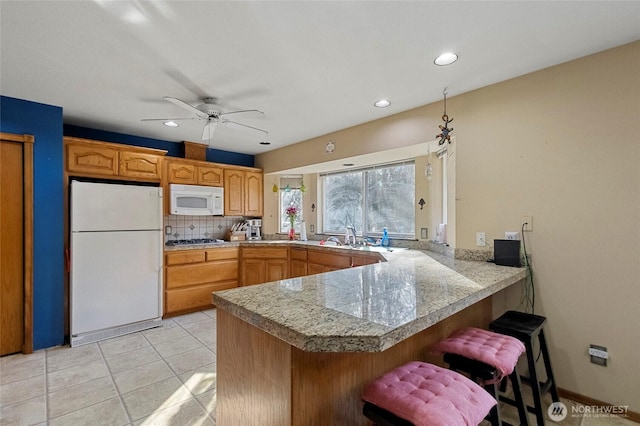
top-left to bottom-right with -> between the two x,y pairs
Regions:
2,1 -> 639,156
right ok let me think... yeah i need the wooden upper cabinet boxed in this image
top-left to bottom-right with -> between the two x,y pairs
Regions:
224,169 -> 245,216
198,165 -> 223,187
66,142 -> 118,177
244,171 -> 263,217
166,160 -> 223,187
167,162 -> 197,184
65,137 -> 166,182
224,168 -> 263,217
119,151 -> 163,180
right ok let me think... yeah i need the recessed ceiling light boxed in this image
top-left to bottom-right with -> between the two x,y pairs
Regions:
259,141 -> 271,145
434,52 -> 458,66
163,121 -> 179,127
374,99 -> 391,108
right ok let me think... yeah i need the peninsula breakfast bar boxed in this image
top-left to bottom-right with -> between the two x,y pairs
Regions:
212,243 -> 526,425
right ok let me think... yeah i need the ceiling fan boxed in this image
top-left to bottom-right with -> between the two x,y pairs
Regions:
142,96 -> 267,141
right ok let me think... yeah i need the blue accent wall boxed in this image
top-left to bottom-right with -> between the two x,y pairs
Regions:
64,125 -> 255,167
1,96 -> 65,350
0,96 -> 255,351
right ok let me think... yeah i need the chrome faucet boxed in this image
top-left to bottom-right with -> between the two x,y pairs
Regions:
346,225 -> 357,246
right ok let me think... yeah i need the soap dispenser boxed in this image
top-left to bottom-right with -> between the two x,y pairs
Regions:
381,227 -> 390,247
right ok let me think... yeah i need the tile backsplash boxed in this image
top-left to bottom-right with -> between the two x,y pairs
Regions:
164,215 -> 245,242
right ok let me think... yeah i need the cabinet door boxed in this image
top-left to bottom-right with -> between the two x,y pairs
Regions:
290,259 -> 308,278
198,166 -> 224,187
244,171 -> 263,217
224,169 -> 244,216
119,151 -> 163,180
67,143 -> 118,176
167,161 -> 197,184
266,259 -> 288,282
240,258 -> 266,286
352,254 -> 381,266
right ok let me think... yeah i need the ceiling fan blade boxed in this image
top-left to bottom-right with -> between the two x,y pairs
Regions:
140,118 -> 201,122
163,96 -> 209,119
202,120 -> 218,140
222,119 -> 268,137
219,109 -> 265,118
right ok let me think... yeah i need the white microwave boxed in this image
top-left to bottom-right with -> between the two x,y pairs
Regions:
170,184 -> 224,216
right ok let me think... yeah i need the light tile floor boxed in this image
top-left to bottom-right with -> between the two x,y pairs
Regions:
1,310 -> 217,426
2,309 -> 637,425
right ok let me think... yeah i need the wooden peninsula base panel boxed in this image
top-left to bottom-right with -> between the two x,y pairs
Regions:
216,298 -> 492,425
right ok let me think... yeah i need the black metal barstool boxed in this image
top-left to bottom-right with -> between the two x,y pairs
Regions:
489,311 -> 560,426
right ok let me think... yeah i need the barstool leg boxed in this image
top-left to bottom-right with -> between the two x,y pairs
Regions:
538,330 -> 560,402
484,382 -> 503,426
509,370 -> 529,426
524,340 -> 545,426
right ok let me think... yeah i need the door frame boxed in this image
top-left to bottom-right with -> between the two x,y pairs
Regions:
1,132 -> 34,354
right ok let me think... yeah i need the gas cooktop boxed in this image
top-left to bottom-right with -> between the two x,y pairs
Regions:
165,238 -> 224,246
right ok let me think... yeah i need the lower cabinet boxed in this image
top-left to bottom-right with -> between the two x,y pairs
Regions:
289,247 -> 308,278
240,247 -> 289,286
307,249 -> 353,274
165,247 -> 239,316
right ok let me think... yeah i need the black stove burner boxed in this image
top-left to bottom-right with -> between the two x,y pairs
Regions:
166,238 -> 218,246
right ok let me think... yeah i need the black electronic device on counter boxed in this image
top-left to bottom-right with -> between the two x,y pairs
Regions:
492,239 -> 521,267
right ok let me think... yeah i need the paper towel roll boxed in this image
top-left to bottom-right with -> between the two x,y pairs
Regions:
300,220 -> 308,241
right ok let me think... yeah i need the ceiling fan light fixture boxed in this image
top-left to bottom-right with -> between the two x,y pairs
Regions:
434,52 -> 458,66
374,99 -> 391,108
163,121 -> 179,127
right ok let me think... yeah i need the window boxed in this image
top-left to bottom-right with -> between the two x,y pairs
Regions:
279,177 -> 303,233
321,161 -> 415,237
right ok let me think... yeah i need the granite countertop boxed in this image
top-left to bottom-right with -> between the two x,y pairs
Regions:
211,243 -> 526,353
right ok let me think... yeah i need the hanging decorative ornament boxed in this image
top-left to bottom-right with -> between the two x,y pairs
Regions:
299,181 -> 306,193
425,146 -> 433,182
272,183 -> 279,193
436,88 -> 454,145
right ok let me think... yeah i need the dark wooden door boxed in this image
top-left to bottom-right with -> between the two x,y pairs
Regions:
0,140 -> 24,355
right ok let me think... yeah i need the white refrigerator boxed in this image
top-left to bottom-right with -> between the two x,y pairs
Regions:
70,180 -> 163,346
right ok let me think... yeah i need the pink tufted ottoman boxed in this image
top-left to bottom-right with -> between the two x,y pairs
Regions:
362,361 -> 497,426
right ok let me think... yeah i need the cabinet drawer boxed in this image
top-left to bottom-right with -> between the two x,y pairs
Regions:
205,247 -> 239,261
242,247 -> 288,259
352,254 -> 381,266
290,247 -> 307,261
167,261 -> 237,288
166,250 -> 206,266
165,281 -> 237,313
307,250 -> 352,268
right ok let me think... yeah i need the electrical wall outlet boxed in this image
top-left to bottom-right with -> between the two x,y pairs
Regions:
476,232 -> 486,246
310,224 -> 315,234
521,215 -> 533,232
589,344 -> 608,366
505,232 -> 520,240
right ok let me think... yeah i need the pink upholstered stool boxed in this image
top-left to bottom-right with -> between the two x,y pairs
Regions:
362,361 -> 498,426
431,327 -> 529,426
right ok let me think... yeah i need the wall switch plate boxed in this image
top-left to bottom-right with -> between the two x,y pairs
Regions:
505,231 -> 520,240
521,216 -> 533,232
476,232 -> 486,246
165,226 -> 172,235
421,228 -> 428,239
589,344 -> 608,366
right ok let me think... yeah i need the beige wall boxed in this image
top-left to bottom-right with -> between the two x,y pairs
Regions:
256,41 -> 640,410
